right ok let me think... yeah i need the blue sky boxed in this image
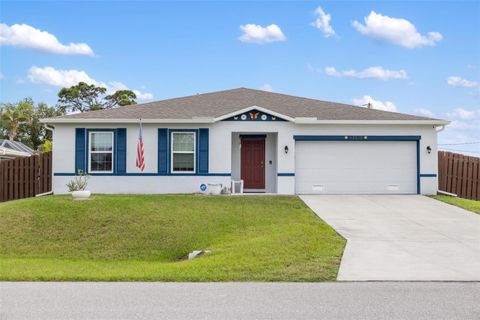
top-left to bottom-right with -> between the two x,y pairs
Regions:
1,1 -> 479,154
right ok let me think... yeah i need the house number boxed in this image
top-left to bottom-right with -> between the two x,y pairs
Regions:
344,136 -> 368,140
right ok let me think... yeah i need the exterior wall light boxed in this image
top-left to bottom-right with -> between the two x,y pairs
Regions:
284,146 -> 289,154
426,146 -> 432,154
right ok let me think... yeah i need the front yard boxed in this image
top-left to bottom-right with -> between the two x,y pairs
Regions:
0,195 -> 345,281
431,195 -> 480,214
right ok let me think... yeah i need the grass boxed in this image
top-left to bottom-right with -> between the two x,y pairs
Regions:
0,194 -> 345,281
431,195 -> 480,214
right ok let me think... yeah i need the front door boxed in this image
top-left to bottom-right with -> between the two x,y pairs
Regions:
241,137 -> 265,189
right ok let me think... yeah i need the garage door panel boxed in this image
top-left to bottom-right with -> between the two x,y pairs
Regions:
295,141 -> 417,194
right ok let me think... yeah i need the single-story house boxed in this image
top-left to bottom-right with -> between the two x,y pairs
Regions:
0,140 -> 34,161
41,88 -> 449,195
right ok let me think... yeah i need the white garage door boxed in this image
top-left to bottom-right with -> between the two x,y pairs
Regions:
295,141 -> 417,194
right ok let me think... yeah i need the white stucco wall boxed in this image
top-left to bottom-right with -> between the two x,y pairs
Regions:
51,121 -> 439,195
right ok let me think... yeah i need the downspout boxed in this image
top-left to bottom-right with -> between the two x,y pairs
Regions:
435,124 -> 447,196
44,124 -> 55,149
44,124 -> 55,135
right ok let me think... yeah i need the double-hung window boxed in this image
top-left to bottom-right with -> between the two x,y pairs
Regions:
171,132 -> 195,173
89,131 -> 114,173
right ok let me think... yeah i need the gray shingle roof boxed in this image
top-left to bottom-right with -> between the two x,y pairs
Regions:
53,87 -> 438,121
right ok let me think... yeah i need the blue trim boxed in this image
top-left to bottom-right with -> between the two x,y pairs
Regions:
75,128 -> 86,173
116,128 -> 127,174
416,140 -> 420,194
277,173 -> 295,176
158,128 -> 168,174
54,172 -> 231,177
293,135 -> 421,141
198,128 -> 209,174
420,174 -> 437,177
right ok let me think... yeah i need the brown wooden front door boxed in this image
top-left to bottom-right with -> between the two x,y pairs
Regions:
241,137 -> 265,189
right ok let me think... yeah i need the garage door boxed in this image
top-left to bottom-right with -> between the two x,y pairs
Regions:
295,141 -> 417,194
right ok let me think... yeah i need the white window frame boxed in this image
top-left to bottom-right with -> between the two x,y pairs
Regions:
170,131 -> 196,174
88,131 -> 114,174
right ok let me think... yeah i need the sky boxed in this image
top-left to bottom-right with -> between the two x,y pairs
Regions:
0,0 -> 479,154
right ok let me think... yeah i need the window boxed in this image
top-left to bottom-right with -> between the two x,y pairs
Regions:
171,132 -> 195,173
89,132 -> 114,173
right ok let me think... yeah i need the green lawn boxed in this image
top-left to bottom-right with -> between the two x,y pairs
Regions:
431,195 -> 480,214
0,194 -> 345,281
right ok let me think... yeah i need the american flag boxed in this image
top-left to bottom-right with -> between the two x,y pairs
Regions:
136,122 -> 145,171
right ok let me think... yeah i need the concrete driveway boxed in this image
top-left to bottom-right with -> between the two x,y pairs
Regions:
300,195 -> 480,281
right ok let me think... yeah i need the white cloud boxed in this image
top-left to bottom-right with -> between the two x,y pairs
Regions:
239,24 -> 286,44
352,11 -> 443,49
325,66 -> 407,80
414,108 -> 435,117
27,66 -> 153,100
260,84 -> 273,92
133,90 -> 154,100
352,95 -> 397,112
447,76 -> 478,88
0,23 -> 94,56
311,6 -> 335,38
446,108 -> 477,120
438,109 -> 480,155
28,66 -> 97,87
106,80 -> 128,92
99,81 -> 153,100
0,72 -> 4,80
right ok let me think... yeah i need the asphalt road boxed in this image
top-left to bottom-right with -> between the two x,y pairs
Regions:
1,282 -> 479,320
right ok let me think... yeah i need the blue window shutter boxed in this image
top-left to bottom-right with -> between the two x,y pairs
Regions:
158,128 -> 168,174
75,128 -> 86,173
198,128 -> 209,174
116,128 -> 127,174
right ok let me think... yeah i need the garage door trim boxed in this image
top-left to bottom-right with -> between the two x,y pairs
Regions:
293,135 -> 421,194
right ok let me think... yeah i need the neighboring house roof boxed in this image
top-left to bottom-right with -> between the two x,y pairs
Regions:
0,140 -> 34,158
0,140 -> 34,154
42,88 -> 448,124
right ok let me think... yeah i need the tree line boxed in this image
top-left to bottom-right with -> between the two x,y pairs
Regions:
0,82 -> 137,151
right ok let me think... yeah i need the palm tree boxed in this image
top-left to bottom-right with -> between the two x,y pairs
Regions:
0,99 -> 33,141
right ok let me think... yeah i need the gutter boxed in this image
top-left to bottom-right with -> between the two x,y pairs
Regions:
41,118 -> 216,124
44,123 -> 55,133
41,118 -> 450,126
294,119 -> 451,125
